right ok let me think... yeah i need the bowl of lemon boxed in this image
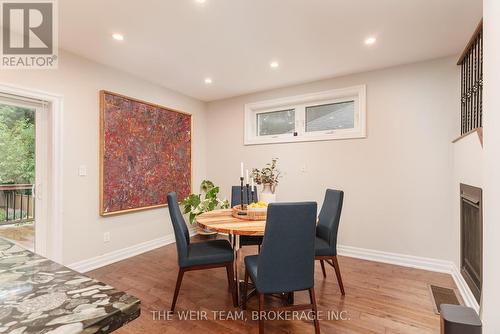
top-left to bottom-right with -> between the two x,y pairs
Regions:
247,201 -> 268,212
232,201 -> 268,220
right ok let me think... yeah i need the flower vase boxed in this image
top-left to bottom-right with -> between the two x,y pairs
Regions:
260,183 -> 276,203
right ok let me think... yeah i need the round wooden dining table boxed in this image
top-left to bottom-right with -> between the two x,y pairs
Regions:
196,208 -> 266,236
196,209 -> 266,306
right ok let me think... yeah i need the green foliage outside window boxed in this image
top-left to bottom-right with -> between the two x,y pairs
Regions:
0,104 -> 35,185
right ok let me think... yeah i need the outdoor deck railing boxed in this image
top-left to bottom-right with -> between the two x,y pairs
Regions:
0,184 -> 34,225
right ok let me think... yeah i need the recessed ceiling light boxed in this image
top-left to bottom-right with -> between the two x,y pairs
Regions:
196,0 -> 206,3
364,37 -> 376,45
112,33 -> 124,41
270,61 -> 279,69
204,78 -> 212,84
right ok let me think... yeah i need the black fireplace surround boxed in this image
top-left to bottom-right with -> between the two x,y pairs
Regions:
460,183 -> 482,303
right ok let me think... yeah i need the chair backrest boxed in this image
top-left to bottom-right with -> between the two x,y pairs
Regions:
256,202 -> 317,294
231,185 -> 258,207
167,192 -> 190,265
316,189 -> 344,252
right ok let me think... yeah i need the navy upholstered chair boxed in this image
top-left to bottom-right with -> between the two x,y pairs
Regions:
243,202 -> 320,334
315,189 -> 345,295
167,192 -> 237,311
231,186 -> 263,249
231,185 -> 258,207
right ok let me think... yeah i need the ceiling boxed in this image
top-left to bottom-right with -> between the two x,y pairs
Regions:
59,0 -> 482,102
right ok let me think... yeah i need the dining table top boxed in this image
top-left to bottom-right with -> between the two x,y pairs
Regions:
196,209 -> 266,236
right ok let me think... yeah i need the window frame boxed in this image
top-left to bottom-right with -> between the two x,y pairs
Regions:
244,85 -> 366,145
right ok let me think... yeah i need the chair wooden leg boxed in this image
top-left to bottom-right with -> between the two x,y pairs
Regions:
320,260 -> 326,278
287,292 -> 294,305
227,262 -> 238,307
242,268 -> 249,310
331,256 -> 345,295
308,288 -> 321,334
171,268 -> 185,312
258,293 -> 265,334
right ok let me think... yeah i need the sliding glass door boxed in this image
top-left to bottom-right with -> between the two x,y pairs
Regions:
0,94 -> 47,252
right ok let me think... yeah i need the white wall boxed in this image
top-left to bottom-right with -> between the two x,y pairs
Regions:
207,57 -> 459,263
452,134 -> 483,268
0,50 -> 207,265
481,1 -> 500,332
453,135 -> 483,188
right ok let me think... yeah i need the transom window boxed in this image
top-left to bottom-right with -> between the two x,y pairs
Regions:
305,101 -> 355,132
257,109 -> 295,136
244,85 -> 366,145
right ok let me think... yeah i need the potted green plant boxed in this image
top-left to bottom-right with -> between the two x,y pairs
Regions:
182,180 -> 229,233
251,158 -> 281,203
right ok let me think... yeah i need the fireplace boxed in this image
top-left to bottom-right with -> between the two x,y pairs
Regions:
460,184 -> 482,303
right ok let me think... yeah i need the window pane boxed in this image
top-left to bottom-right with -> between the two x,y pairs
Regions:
257,109 -> 295,136
306,101 -> 354,132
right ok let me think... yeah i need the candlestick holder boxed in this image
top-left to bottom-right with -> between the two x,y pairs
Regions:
246,184 -> 251,205
251,186 -> 255,203
240,177 -> 244,210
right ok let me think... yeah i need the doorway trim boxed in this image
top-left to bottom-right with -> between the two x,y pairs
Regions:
0,82 -> 63,263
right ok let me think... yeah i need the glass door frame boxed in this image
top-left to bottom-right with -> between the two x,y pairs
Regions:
0,83 -> 63,262
0,97 -> 47,254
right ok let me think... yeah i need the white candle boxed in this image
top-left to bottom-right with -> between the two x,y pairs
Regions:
240,162 -> 244,178
246,169 -> 249,184
251,177 -> 255,190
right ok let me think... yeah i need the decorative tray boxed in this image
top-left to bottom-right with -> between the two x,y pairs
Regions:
231,205 -> 267,221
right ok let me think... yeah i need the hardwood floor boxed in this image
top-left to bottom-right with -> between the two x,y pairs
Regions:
88,236 -> 458,334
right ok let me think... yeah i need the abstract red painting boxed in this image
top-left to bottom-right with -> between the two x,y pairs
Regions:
99,91 -> 192,216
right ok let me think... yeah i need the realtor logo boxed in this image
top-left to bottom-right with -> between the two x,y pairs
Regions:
1,0 -> 58,68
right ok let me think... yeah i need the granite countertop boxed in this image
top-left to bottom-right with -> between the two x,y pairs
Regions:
0,238 -> 140,334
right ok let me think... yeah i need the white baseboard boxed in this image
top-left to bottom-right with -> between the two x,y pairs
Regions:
338,244 -> 480,313
338,245 -> 453,273
450,264 -> 480,312
68,230 -> 195,273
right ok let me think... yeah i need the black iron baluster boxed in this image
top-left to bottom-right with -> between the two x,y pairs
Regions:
26,191 -> 30,221
479,31 -> 483,127
12,191 -> 16,221
465,52 -> 468,133
20,192 -> 24,222
471,36 -> 476,130
465,56 -> 468,134
461,62 -> 465,134
474,35 -> 479,129
5,191 -> 9,222
469,49 -> 473,132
